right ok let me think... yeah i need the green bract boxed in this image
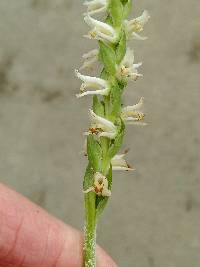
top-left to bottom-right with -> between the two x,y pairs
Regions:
123,0 -> 132,18
110,80 -> 123,118
83,163 -> 94,191
92,95 -> 104,116
99,41 -> 116,75
87,135 -> 102,171
108,119 -> 125,159
116,30 -> 126,64
109,0 -> 123,27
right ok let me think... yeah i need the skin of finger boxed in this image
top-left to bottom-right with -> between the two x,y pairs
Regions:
0,183 -> 117,267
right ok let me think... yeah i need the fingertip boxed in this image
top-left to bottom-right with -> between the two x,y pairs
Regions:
0,183 -> 117,267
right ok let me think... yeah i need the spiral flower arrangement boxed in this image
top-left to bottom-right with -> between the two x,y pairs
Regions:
75,1 -> 150,266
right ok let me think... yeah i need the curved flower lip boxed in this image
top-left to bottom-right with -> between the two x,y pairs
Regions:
130,32 -> 148,41
83,0 -> 108,15
111,151 -> 135,171
122,97 -> 144,112
117,47 -> 143,81
85,109 -> 117,139
83,172 -> 111,197
125,120 -> 147,126
125,10 -> 150,40
84,14 -> 118,43
76,88 -> 110,98
122,97 -> 147,125
75,70 -> 107,87
75,70 -> 110,98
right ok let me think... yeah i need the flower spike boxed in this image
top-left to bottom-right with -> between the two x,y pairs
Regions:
75,70 -> 110,97
117,47 -> 143,81
125,10 -> 150,40
83,172 -> 111,197
83,0 -> 108,15
84,14 -> 119,43
76,1 -> 150,265
86,109 -> 117,139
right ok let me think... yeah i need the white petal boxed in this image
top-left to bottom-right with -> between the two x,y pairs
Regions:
84,15 -> 118,43
111,156 -> 127,167
137,10 -> 150,26
84,15 -> 114,35
96,31 -> 116,43
122,47 -> 135,66
84,0 -> 107,15
128,73 -> 143,81
133,62 -> 143,69
112,154 -> 126,160
89,109 -> 116,132
117,48 -> 143,81
111,152 -> 135,171
122,97 -> 144,113
124,117 -> 140,121
131,32 -> 148,40
76,88 -> 110,98
82,49 -> 99,59
83,187 -> 95,194
75,70 -> 108,88
98,131 -> 116,139
127,10 -> 150,29
102,187 -> 111,197
126,121 -> 147,126
84,6 -> 107,15
133,97 -> 144,109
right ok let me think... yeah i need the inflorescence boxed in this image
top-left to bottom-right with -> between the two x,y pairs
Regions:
75,1 -> 150,266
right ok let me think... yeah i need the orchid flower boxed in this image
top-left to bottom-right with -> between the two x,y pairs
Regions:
84,14 -> 119,43
75,70 -> 110,98
86,109 -> 117,139
83,172 -> 111,197
125,10 -> 150,40
117,47 -> 143,81
121,97 -> 147,125
83,0 -> 108,15
111,151 -> 135,171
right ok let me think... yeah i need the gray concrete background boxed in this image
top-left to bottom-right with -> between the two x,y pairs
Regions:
0,0 -> 200,266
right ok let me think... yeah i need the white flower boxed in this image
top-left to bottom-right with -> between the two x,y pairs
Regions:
111,151 -> 135,171
121,97 -> 147,125
75,70 -> 110,98
117,47 -> 142,81
125,10 -> 150,40
83,0 -> 108,15
83,172 -> 111,197
86,109 -> 117,139
84,14 -> 118,43
80,49 -> 99,70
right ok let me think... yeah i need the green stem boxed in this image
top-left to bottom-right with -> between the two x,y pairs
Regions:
84,192 -> 96,267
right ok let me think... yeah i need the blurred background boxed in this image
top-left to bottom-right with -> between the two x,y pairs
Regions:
0,0 -> 200,266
